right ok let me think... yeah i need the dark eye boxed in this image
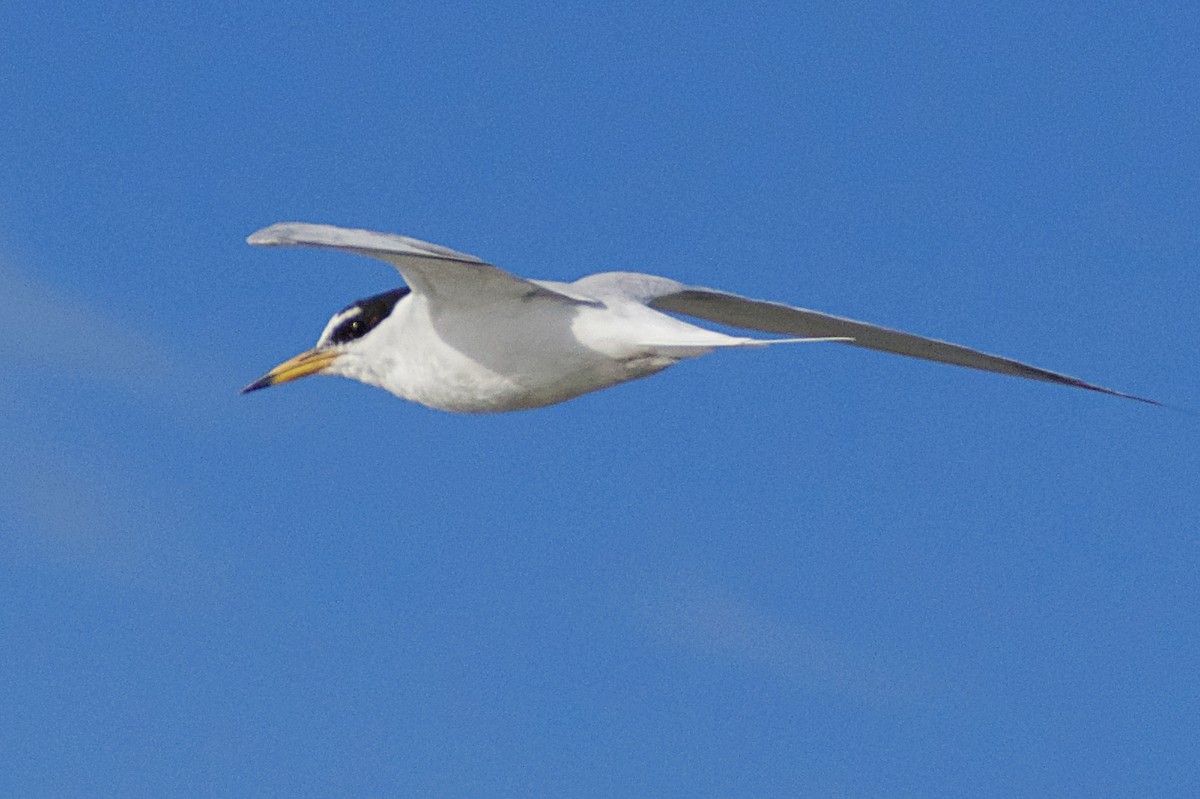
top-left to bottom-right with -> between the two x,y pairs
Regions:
331,315 -> 372,344
328,287 -> 409,345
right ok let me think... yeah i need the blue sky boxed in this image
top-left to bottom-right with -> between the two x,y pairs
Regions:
2,2 -> 1197,796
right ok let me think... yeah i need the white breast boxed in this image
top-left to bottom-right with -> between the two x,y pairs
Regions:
333,294 -> 675,412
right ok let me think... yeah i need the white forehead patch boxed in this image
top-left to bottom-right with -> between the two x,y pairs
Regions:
318,305 -> 363,344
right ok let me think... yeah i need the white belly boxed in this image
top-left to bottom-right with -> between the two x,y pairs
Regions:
336,296 -> 685,412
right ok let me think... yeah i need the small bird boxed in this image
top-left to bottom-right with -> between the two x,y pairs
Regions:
242,223 -> 1158,412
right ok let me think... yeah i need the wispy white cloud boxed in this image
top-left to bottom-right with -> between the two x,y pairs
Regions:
637,575 -> 939,708
0,264 -> 175,388
0,429 -> 237,603
0,244 -> 252,428
0,256 -> 235,602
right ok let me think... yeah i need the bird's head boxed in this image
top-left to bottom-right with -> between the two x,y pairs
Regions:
241,288 -> 410,394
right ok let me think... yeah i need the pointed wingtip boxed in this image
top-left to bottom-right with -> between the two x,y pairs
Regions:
1079,382 -> 1193,413
1128,394 -> 1166,409
1072,381 -> 1165,408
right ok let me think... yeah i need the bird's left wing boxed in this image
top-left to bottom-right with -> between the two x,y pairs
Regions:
572,271 -> 1159,405
247,223 -> 595,306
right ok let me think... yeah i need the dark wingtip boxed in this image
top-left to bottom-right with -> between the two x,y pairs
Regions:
1070,381 -> 1165,408
1079,382 -> 1192,414
1102,388 -> 1164,408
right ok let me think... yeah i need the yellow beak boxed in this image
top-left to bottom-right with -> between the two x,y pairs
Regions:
241,348 -> 339,394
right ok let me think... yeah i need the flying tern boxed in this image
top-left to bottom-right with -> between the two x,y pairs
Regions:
242,222 -> 1158,412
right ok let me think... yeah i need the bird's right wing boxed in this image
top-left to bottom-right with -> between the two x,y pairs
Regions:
572,271 -> 1159,405
247,223 -> 596,307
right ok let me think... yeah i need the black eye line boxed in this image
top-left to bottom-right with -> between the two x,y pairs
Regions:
332,314 -> 373,344
328,288 -> 410,345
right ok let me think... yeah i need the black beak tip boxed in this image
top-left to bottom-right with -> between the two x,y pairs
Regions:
240,376 -> 273,395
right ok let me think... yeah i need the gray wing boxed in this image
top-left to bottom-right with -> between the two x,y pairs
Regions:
572,271 -> 1159,406
247,223 -> 593,306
